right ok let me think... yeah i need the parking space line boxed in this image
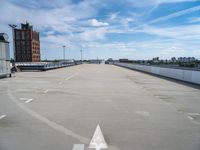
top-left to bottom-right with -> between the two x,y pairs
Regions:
65,74 -> 76,81
0,115 -> 6,120
72,144 -> 84,150
19,98 -> 33,103
65,70 -> 84,81
59,69 -> 85,85
7,76 -> 120,150
44,90 -> 49,93
8,88 -> 90,144
25,99 -> 33,103
19,98 -> 28,101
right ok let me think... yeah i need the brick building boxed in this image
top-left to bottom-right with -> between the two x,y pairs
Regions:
14,22 -> 40,62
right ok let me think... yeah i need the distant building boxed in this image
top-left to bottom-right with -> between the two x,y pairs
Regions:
152,57 -> 159,63
189,57 -> 196,62
178,57 -> 195,62
14,22 -> 40,62
171,57 -> 176,62
119,59 -> 128,62
119,59 -> 132,63
89,59 -> 102,64
105,58 -> 114,64
0,33 -> 11,77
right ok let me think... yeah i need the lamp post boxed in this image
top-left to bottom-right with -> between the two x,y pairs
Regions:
80,47 -> 83,64
62,45 -> 66,62
8,24 -> 17,61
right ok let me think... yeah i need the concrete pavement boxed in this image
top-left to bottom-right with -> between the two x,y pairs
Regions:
0,64 -> 200,150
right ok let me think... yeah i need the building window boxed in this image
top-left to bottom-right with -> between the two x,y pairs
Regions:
21,31 -> 25,40
25,31 -> 30,40
15,31 -> 21,40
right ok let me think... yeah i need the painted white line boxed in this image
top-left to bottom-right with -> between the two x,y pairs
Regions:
187,113 -> 200,120
187,116 -> 194,120
7,78 -> 120,150
60,69 -> 85,84
65,75 -> 74,80
19,98 -> 28,101
72,144 -> 84,150
25,99 -> 33,103
8,88 -> 89,144
135,111 -> 150,117
19,98 -> 33,103
0,115 -> 6,120
188,113 -> 200,116
44,90 -> 49,93
65,72 -> 81,81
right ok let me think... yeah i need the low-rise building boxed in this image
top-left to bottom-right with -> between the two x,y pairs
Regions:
178,57 -> 195,62
152,57 -> 159,63
105,58 -> 114,64
0,33 -> 11,77
171,57 -> 176,62
89,59 -> 102,64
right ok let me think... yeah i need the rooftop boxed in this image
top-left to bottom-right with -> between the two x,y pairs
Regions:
0,64 -> 200,150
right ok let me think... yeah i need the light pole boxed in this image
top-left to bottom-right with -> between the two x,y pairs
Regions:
80,47 -> 83,63
62,45 -> 66,62
8,24 -> 17,61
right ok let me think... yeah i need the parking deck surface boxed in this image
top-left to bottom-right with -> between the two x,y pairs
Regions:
0,64 -> 200,150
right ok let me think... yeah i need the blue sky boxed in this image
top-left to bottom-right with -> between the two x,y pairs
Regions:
0,0 -> 200,60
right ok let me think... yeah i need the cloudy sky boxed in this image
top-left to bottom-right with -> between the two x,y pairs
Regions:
0,0 -> 200,60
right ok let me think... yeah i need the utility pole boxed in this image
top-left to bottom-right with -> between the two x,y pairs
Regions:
62,45 -> 66,62
8,24 -> 17,61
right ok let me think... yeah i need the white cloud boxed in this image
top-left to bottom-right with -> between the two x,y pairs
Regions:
79,27 -> 108,41
135,24 -> 200,40
109,12 -> 120,20
1,0 -> 200,60
148,5 -> 200,25
161,46 -> 186,55
156,0 -> 197,3
127,0 -> 198,7
188,17 -> 200,23
89,19 -> 109,27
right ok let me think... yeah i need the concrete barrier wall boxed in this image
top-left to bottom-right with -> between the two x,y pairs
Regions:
114,62 -> 200,85
0,42 -> 11,77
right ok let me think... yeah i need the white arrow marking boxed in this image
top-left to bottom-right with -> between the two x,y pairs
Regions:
72,144 -> 84,150
0,115 -> 6,120
89,124 -> 108,150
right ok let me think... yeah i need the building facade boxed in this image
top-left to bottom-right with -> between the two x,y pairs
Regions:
14,22 -> 40,62
0,33 -> 11,77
